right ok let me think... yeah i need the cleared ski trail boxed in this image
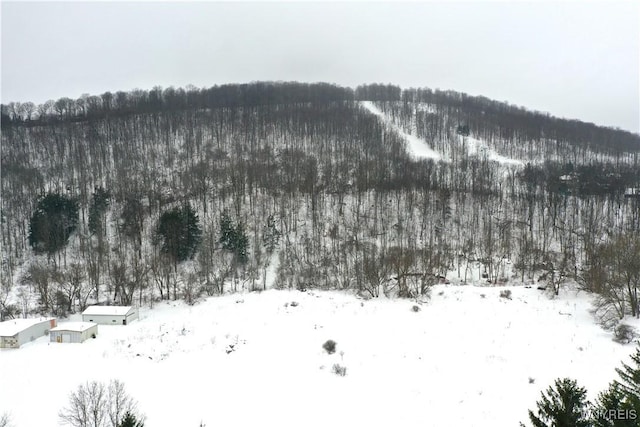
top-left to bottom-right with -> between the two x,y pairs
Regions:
360,101 -> 446,162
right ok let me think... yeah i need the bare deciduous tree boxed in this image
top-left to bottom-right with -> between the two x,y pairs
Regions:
585,234 -> 640,328
59,379 -> 142,427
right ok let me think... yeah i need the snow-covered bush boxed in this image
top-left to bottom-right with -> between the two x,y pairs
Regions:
500,289 -> 512,300
332,364 -> 347,377
613,323 -> 636,344
0,412 -> 12,427
412,305 -> 421,312
323,339 -> 336,354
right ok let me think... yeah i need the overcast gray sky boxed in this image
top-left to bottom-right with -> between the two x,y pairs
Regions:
2,1 -> 638,132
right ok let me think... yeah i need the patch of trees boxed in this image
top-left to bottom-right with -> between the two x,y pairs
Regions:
519,162 -> 639,197
355,83 -> 402,101
0,82 -> 355,127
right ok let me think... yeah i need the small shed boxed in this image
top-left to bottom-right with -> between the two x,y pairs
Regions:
50,322 -> 98,344
82,305 -> 138,325
0,318 -> 57,349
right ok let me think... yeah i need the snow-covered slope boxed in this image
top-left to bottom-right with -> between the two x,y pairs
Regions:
361,101 -> 447,161
462,135 -> 524,166
1,286 -> 637,426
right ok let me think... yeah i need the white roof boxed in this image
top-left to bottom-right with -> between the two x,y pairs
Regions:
51,322 -> 97,332
82,305 -> 134,316
0,318 -> 55,337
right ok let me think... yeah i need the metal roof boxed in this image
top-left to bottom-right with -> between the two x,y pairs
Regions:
51,322 -> 97,332
82,305 -> 134,316
0,318 -> 55,337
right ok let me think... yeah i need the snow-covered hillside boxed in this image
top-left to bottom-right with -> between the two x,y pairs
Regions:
1,285 -> 637,426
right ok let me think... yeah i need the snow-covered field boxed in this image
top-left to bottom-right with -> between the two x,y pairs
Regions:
1,285 -> 637,426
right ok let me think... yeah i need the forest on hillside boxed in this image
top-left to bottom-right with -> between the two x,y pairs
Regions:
1,82 -> 639,327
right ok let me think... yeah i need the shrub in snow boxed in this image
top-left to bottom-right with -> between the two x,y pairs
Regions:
290,301 -> 299,307
613,324 -> 636,345
500,289 -> 512,300
592,302 -> 622,331
332,364 -> 347,377
412,305 -> 421,312
323,339 -> 337,354
0,412 -> 12,427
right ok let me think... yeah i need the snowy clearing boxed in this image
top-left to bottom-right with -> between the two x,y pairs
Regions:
1,285 -> 637,426
361,101 -> 446,162
462,135 -> 524,166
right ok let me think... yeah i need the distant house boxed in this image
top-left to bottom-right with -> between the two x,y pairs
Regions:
82,305 -> 138,325
624,188 -> 640,198
0,318 -> 57,349
50,322 -> 98,343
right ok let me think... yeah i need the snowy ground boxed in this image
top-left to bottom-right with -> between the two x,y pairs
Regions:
1,285 -> 638,427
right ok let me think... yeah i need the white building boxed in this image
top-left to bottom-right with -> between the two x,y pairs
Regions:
0,318 -> 57,348
50,322 -> 98,343
624,187 -> 640,198
82,305 -> 138,325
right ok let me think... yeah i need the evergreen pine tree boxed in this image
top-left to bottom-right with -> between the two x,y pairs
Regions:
590,345 -> 640,426
88,187 -> 110,235
219,211 -> 235,251
219,211 -> 249,263
262,214 -> 281,254
117,411 -> 144,427
614,346 -> 640,404
234,221 -> 248,263
29,193 -> 79,256
592,382 -> 637,427
523,378 -> 590,427
156,203 -> 202,265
